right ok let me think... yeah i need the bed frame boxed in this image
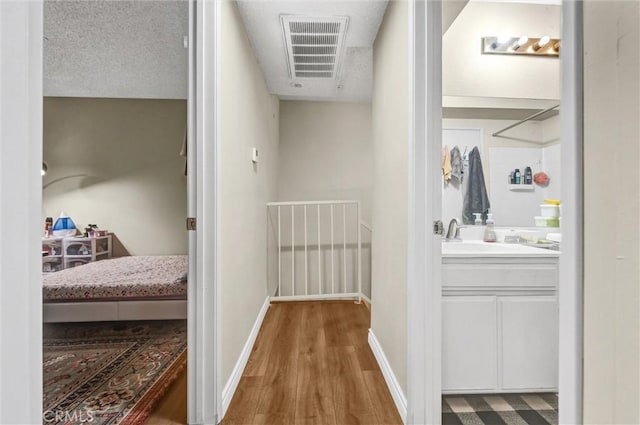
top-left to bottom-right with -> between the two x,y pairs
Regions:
43,299 -> 187,323
42,255 -> 188,323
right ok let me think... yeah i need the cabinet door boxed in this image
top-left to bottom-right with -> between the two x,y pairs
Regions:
500,296 -> 558,390
442,296 -> 498,392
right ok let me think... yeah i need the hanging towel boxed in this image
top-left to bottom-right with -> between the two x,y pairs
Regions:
450,145 -> 463,183
442,145 -> 452,182
462,146 -> 490,224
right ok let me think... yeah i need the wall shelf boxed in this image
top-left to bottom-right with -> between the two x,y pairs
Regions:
42,235 -> 112,272
508,184 -> 535,191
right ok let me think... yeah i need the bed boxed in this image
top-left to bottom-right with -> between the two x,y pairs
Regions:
43,255 -> 188,323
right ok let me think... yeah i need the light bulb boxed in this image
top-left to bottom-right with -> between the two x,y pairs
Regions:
497,35 -> 511,45
512,36 -> 528,50
537,36 -> 550,48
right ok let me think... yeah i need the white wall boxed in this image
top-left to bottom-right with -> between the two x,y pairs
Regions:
278,101 -> 373,222
583,2 -> 640,423
42,97 -> 188,256
443,1 -> 560,100
370,0 -> 408,394
220,0 -> 280,388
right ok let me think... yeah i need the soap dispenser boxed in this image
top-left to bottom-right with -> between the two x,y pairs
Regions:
473,213 -> 483,225
483,213 -> 497,243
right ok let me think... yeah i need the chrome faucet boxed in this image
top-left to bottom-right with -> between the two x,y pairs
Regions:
445,218 -> 464,241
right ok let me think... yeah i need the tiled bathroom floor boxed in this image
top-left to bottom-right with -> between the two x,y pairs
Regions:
443,393 -> 558,425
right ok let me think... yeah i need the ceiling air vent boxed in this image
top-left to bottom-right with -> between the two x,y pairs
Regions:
281,15 -> 349,80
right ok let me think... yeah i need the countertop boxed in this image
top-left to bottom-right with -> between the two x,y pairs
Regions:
442,240 -> 560,258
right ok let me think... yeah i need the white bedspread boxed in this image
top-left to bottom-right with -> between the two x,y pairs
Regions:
43,255 -> 187,302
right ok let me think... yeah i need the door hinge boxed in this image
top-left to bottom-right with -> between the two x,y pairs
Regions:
186,217 -> 197,231
433,220 -> 444,236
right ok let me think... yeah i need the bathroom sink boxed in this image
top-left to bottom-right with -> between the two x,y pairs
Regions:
442,240 -> 560,257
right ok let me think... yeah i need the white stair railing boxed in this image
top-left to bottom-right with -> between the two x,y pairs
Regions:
267,200 -> 366,301
360,221 -> 372,303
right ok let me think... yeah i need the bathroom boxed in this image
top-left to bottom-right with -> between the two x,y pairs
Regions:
440,1 -> 562,423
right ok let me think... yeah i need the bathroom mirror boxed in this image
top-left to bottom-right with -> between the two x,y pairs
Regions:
441,0 -> 561,228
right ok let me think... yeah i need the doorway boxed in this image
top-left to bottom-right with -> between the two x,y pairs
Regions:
41,2 -> 190,424
0,0 -> 582,423
409,0 -> 583,424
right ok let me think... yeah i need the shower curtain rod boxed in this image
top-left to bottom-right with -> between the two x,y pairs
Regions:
492,104 -> 560,137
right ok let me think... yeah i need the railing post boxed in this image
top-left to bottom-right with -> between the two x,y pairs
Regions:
330,204 -> 334,295
278,206 -> 281,297
343,204 -> 347,294
317,204 -> 321,295
291,205 -> 295,297
357,201 -> 362,303
304,205 -> 308,296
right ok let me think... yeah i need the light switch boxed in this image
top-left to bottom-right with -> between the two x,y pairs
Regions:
252,148 -> 259,163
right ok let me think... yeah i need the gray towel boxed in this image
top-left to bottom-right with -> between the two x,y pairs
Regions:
450,146 -> 463,183
462,146 -> 490,224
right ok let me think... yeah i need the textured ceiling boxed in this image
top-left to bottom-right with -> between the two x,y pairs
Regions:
236,1 -> 388,102
44,0 -> 188,99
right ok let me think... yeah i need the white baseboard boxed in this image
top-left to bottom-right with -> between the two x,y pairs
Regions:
221,296 -> 270,417
368,329 -> 408,424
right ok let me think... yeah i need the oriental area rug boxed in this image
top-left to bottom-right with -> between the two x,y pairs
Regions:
43,320 -> 186,425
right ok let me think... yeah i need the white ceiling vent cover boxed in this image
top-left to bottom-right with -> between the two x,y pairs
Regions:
281,15 -> 349,80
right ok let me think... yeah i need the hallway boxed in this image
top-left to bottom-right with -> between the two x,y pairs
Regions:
223,301 -> 402,425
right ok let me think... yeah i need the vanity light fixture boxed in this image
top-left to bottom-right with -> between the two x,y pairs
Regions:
482,36 -> 560,57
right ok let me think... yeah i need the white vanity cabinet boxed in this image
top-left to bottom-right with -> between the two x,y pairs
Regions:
442,254 -> 559,394
443,296 -> 498,391
500,296 -> 558,390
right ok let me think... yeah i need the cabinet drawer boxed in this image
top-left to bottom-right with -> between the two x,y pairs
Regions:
442,263 -> 557,288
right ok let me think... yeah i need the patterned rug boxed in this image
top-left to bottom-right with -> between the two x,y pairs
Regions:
43,320 -> 187,425
443,393 -> 558,425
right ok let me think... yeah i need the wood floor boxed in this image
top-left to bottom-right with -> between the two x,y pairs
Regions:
144,367 -> 187,425
223,301 -> 402,425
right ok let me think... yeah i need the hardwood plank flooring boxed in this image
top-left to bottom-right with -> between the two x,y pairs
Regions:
144,368 -> 187,425
223,301 -> 402,425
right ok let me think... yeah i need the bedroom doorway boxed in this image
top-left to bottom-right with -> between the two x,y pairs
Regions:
41,1 -> 191,423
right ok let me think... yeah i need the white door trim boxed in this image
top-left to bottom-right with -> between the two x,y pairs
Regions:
417,1 -> 584,423
558,1 -> 583,423
407,1 -> 442,424
189,0 -> 222,423
0,1 -> 43,423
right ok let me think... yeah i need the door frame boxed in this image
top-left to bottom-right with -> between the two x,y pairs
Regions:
414,0 -> 584,423
407,0 -> 442,424
558,1 -> 584,423
188,0 -> 222,423
3,0 -> 582,423
0,1 -> 44,423
0,1 -> 216,423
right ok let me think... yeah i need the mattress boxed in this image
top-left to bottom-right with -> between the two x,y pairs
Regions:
43,255 -> 188,302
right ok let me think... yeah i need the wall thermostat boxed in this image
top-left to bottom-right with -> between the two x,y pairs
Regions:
251,148 -> 259,163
